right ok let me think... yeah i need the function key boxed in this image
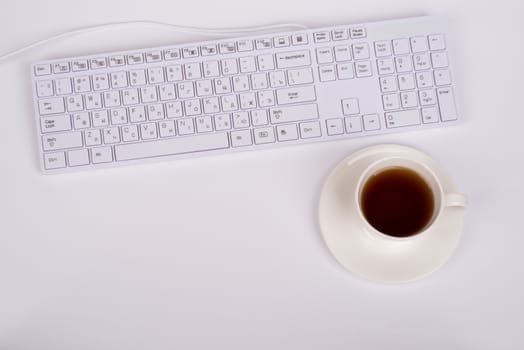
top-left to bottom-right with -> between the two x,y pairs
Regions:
72,60 -> 88,71
109,56 -> 125,67
410,36 -> 429,53
274,36 -> 290,47
53,62 -> 70,74
350,27 -> 366,39
201,45 -> 218,56
255,38 -> 272,50
313,31 -> 330,43
392,38 -> 410,55
164,48 -> 181,60
291,33 -> 308,45
182,47 -> 199,58
332,29 -> 349,41
146,51 -> 162,63
374,41 -> 392,57
219,42 -> 236,54
428,34 -> 446,51
90,58 -> 107,69
127,53 -> 144,65
34,64 -> 51,76
237,40 -> 253,52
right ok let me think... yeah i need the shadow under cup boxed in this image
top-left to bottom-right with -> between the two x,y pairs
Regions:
357,159 -> 443,238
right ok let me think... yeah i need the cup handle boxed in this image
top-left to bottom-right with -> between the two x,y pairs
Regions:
444,193 -> 467,207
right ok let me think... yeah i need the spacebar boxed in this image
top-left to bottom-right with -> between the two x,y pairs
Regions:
115,133 -> 230,161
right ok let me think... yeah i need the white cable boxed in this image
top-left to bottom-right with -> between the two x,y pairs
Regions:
0,20 -> 308,62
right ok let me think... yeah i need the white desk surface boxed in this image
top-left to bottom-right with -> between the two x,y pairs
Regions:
1,0 -> 523,348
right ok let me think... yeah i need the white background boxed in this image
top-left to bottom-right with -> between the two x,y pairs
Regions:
1,0 -> 523,349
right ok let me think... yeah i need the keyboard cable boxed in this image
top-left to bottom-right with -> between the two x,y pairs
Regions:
0,20 -> 308,62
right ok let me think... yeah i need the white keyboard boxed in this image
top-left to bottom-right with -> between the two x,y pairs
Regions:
31,16 -> 459,174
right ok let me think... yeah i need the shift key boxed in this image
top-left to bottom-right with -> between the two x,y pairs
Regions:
269,104 -> 319,124
42,131 -> 83,151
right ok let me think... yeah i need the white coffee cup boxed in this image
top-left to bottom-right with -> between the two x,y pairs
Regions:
355,157 -> 467,241
319,144 -> 468,283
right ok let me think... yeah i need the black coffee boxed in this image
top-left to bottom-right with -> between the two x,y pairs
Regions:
360,167 -> 435,237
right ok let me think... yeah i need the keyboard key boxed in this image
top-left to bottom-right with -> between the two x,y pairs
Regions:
251,73 -> 268,89
269,103 -> 318,124
269,71 -> 286,88
72,112 -> 90,129
326,118 -> 343,135
237,40 -> 253,52
410,36 -> 428,53
36,80 -> 53,97
201,45 -> 217,56
363,114 -> 381,131
276,86 -> 316,104
184,63 -> 201,79
55,78 -> 73,95
140,123 -> 158,140
67,95 -> 85,111
398,73 -> 416,90
230,129 -> 252,147
38,97 -> 65,115
122,124 -> 140,141
341,98 -> 359,115
299,121 -> 321,138
434,69 -> 452,86
44,152 -> 66,169
166,65 -> 183,82
337,63 -> 354,79
385,109 -> 421,128
377,58 -> 395,75
275,50 -> 311,69
239,56 -> 256,73
276,124 -> 298,141
85,129 -> 102,146
233,112 -> 250,129
345,117 -> 362,133
287,68 -> 314,85
319,66 -> 336,82
431,52 -> 448,68
91,147 -> 113,164
437,87 -> 458,121
53,62 -> 70,74
68,149 -> 90,166
250,109 -> 268,126
355,61 -> 372,77
214,114 -> 232,130
380,75 -> 398,92
316,48 -> 333,64
147,67 -> 165,83
221,95 -> 238,112
40,115 -> 71,133
34,64 -> 51,76
203,61 -> 220,77
382,93 -> 400,110
182,47 -> 199,58
255,38 -> 272,50
413,53 -> 431,71
350,27 -> 366,39
334,46 -> 351,62
428,34 -> 446,51
393,38 -> 410,55
274,36 -> 290,47
395,56 -> 413,73
258,90 -> 275,107
164,49 -> 181,60
291,33 -> 308,45
92,74 -> 110,90
254,127 -> 276,144
416,71 -> 433,88
422,107 -> 440,124
400,91 -> 418,108
42,131 -> 83,151
332,29 -> 349,41
103,127 -> 121,144
177,118 -> 195,135
257,54 -> 274,71
196,116 -> 213,133
313,31 -> 330,43
352,43 -> 369,60
374,41 -> 392,57
419,89 -> 437,105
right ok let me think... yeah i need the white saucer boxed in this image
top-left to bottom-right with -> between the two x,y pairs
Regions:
318,144 -> 466,283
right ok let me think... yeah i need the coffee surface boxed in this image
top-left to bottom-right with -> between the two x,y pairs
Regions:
361,167 -> 435,237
